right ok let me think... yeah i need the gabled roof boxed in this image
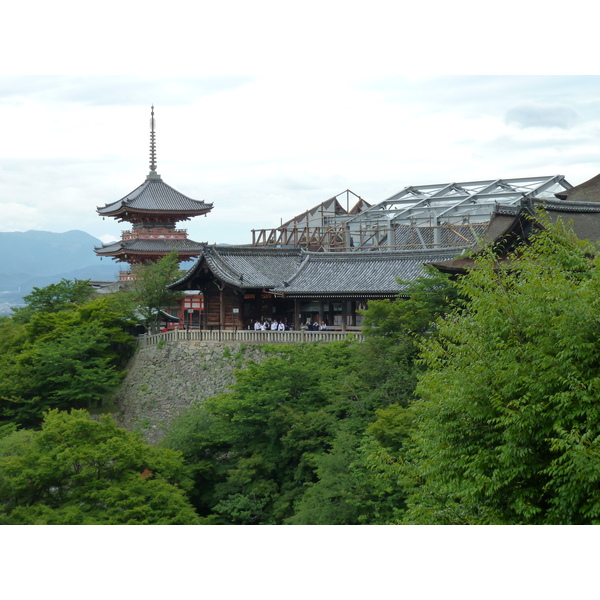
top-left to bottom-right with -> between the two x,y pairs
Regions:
171,246 -> 304,290
271,248 -> 461,298
554,173 -> 600,203
97,176 -> 213,218
278,190 -> 370,229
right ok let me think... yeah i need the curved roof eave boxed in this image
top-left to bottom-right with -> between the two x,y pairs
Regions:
97,178 -> 212,215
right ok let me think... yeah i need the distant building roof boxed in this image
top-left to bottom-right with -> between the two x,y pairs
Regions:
85,280 -> 128,293
279,190 -> 370,229
252,190 -> 371,251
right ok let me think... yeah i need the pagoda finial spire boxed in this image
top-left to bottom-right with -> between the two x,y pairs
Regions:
147,105 -> 161,180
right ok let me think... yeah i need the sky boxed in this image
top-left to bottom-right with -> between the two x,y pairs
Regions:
2,2 -> 600,249
3,0 -> 599,586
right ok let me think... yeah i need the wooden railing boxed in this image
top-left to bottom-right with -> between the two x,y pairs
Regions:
137,328 -> 365,348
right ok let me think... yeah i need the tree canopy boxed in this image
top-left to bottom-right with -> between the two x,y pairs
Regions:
0,409 -> 200,524
11,278 -> 95,324
403,222 -> 600,524
6,220 -> 600,525
0,288 -> 136,428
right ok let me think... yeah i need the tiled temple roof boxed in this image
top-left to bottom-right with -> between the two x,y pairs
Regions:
554,173 -> 600,203
97,177 -> 213,218
534,198 -> 600,244
271,248 -> 461,298
171,244 -> 461,297
171,246 -> 305,290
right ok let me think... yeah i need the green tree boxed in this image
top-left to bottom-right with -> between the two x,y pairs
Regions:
163,341 -> 369,524
404,221 -> 600,524
125,251 -> 183,332
11,278 -> 95,324
356,266 -> 461,407
286,431 -> 407,524
0,410 -> 200,524
0,296 -> 135,428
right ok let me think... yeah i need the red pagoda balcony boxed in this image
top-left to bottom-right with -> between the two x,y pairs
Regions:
118,270 -> 135,281
121,228 -> 189,241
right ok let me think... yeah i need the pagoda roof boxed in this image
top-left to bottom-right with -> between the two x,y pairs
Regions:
271,248 -> 460,298
97,176 -> 213,218
95,237 -> 207,258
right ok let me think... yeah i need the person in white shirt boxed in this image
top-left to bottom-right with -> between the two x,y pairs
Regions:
271,320 -> 278,331
278,321 -> 285,331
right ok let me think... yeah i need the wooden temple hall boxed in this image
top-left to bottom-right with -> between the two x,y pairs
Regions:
168,245 -> 460,330
94,108 -> 600,331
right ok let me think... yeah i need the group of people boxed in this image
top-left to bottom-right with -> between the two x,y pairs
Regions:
249,318 -> 328,331
306,319 -> 327,331
252,319 -> 290,331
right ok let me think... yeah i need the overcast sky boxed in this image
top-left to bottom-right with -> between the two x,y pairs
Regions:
2,2 -> 600,247
2,0 -> 598,585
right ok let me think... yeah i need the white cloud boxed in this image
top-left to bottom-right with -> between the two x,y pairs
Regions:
2,75 -> 600,247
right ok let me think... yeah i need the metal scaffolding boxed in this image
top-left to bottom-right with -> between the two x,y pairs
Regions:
252,176 -> 573,252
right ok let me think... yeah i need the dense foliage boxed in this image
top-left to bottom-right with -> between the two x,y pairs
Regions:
11,278 -> 96,324
0,276 -> 200,524
0,292 -> 136,428
403,223 -> 600,524
0,410 -> 199,524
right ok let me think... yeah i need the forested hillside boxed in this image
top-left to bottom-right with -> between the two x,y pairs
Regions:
2,221 -> 600,524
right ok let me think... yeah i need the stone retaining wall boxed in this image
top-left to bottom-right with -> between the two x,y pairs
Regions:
109,341 -> 266,444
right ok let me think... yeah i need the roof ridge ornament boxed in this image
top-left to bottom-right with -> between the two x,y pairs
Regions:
147,105 -> 161,181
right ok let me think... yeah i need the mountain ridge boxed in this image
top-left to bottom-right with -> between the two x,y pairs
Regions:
0,230 -> 120,311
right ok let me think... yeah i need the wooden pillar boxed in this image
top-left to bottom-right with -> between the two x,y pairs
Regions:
350,301 -> 356,326
219,288 -> 225,330
255,291 -> 262,322
236,294 -> 244,330
294,298 -> 301,330
341,300 -> 348,332
318,300 -> 324,326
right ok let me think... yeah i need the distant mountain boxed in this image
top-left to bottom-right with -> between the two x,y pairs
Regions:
0,230 -> 120,311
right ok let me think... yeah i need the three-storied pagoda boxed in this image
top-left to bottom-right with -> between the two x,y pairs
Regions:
95,106 -> 213,280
